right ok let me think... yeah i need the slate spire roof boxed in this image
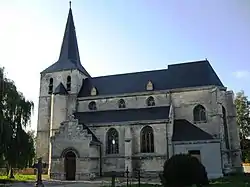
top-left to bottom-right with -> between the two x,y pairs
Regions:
41,2 -> 90,77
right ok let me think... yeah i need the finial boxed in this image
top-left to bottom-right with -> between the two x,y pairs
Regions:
69,1 -> 71,9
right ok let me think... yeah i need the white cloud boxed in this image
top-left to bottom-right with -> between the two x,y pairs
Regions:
233,70 -> 250,79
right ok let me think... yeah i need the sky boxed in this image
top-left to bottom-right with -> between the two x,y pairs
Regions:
0,0 -> 249,131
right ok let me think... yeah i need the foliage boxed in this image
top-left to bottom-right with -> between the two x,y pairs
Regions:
234,91 -> 250,139
161,154 -> 208,187
240,138 -> 250,162
0,67 -> 35,178
234,90 -> 250,162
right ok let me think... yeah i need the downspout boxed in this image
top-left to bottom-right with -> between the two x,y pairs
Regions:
99,144 -> 102,177
168,91 -> 174,159
219,141 -> 224,175
166,91 -> 170,159
166,126 -> 169,159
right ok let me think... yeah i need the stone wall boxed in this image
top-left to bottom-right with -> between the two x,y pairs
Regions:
88,122 -> 168,177
173,140 -> 223,179
37,69 -> 87,165
77,93 -> 170,111
77,86 -> 242,174
50,119 -> 100,180
37,74 -> 242,179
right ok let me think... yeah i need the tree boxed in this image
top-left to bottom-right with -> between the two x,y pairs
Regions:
234,91 -> 250,139
0,67 -> 35,178
160,154 -> 208,187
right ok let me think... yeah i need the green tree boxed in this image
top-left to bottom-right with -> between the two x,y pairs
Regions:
235,90 -> 250,139
0,67 -> 35,178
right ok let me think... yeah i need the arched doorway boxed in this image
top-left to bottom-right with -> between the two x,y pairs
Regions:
64,151 -> 76,180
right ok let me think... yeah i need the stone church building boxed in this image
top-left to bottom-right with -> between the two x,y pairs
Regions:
36,4 -> 243,180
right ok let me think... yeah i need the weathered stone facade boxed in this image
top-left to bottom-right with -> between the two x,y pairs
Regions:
36,83 -> 242,180
36,4 -> 243,181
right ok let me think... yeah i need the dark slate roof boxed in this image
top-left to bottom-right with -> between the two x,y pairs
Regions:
78,60 -> 224,97
82,124 -> 101,143
41,7 -> 90,77
74,106 -> 170,124
53,83 -> 68,95
172,119 -> 214,141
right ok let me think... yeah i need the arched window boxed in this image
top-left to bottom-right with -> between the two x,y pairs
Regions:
66,76 -> 71,91
222,106 -> 230,149
193,104 -> 207,122
88,101 -> 97,110
48,78 -> 53,94
146,96 -> 155,106
140,126 -> 154,153
118,99 -> 126,108
106,128 -> 119,154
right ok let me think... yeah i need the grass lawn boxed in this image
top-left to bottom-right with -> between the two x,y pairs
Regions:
103,175 -> 250,187
208,175 -> 250,186
0,174 -> 49,183
0,174 -> 250,186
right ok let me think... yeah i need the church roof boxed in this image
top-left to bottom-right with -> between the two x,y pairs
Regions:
82,124 -> 101,143
41,5 -> 90,77
172,119 -> 214,141
53,82 -> 68,95
74,106 -> 170,124
78,60 -> 224,97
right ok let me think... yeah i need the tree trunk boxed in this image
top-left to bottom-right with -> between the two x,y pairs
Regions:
9,167 -> 14,179
6,164 -> 9,177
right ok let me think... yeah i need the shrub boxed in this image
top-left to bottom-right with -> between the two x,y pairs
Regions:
161,154 -> 209,187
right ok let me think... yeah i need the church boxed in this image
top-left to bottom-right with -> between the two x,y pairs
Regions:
36,3 -> 243,181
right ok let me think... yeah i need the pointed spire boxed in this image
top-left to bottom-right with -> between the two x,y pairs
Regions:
41,2 -> 90,77
58,3 -> 79,61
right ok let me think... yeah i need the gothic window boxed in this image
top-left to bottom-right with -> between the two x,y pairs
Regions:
66,76 -> 71,91
222,106 -> 230,150
193,104 -> 207,123
146,96 -> 155,106
140,126 -> 154,153
146,80 -> 154,91
118,99 -> 126,108
88,101 -> 97,110
106,128 -> 119,154
48,78 -> 53,94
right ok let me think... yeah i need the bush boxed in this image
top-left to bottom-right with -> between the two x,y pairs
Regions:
161,154 -> 209,187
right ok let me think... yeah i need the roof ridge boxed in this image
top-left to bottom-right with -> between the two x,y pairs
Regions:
168,59 -> 208,67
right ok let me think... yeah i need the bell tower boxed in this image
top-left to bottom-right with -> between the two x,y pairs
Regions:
36,2 -> 90,166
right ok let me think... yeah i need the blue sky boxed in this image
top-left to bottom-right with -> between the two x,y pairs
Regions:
0,0 -> 249,131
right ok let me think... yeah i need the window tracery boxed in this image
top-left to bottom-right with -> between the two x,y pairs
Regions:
146,96 -> 155,106
88,101 -> 97,110
118,99 -> 126,108
140,126 -> 154,153
106,128 -> 119,154
193,104 -> 207,122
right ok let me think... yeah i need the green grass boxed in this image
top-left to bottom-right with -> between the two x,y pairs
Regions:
0,174 -> 250,186
208,175 -> 250,186
0,174 -> 49,183
104,175 -> 250,187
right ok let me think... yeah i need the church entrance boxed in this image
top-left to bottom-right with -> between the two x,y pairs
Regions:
64,151 -> 76,180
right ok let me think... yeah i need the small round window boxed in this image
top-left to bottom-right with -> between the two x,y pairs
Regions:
88,101 -> 97,110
